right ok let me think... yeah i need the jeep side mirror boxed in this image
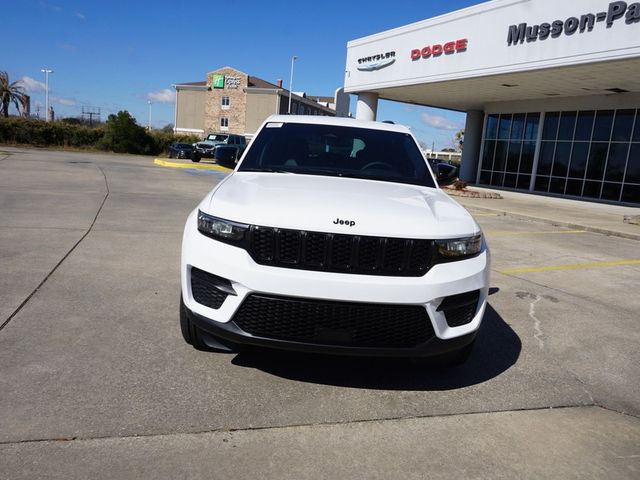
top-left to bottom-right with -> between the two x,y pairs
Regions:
214,145 -> 238,167
436,163 -> 457,186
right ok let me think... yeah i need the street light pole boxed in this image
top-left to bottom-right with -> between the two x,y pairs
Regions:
287,55 -> 298,114
147,100 -> 152,130
40,68 -> 53,122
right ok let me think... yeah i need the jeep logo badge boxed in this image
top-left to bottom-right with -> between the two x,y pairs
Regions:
333,218 -> 356,227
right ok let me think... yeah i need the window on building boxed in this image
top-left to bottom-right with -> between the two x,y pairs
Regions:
479,109 -> 639,204
479,112 -> 539,191
220,117 -> 229,130
536,109 -> 638,202
221,96 -> 230,109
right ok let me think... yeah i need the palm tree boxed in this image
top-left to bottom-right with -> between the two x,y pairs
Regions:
0,71 -> 27,117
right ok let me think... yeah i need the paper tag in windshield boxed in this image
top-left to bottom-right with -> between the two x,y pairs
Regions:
266,122 -> 283,128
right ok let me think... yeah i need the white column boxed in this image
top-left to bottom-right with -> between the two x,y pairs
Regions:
459,110 -> 484,182
355,92 -> 378,121
529,112 -> 546,192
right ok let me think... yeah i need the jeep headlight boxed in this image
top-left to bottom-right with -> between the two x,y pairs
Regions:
197,210 -> 248,243
436,234 -> 482,258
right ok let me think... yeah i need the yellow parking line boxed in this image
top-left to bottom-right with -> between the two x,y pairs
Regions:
154,159 -> 232,171
487,230 -> 586,236
501,259 -> 640,274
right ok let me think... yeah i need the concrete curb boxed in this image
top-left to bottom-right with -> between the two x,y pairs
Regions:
154,159 -> 232,171
464,205 -> 640,241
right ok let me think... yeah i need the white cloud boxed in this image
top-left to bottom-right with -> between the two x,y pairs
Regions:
51,95 -> 77,106
75,12 -> 85,20
146,89 -> 175,103
420,112 -> 462,131
39,1 -> 61,12
19,76 -> 47,93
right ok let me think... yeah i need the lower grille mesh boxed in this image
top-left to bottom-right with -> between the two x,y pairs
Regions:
191,267 -> 228,310
233,294 -> 435,348
437,290 -> 480,327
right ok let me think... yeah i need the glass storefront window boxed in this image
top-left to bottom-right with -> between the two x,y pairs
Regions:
626,144 -> 640,184
493,141 -> 508,172
506,141 -> 522,172
552,142 -> 571,177
612,110 -> 635,141
520,142 -> 535,173
557,111 -> 577,141
497,115 -> 512,139
601,182 -> 622,201
480,108 -> 639,204
510,114 -> 525,140
574,111 -> 595,141
542,112 -> 559,140
592,110 -> 614,142
524,114 -> 540,141
622,185 -> 639,203
568,143 -> 589,178
605,143 -> 630,182
486,115 -> 499,139
537,141 -> 554,175
586,142 -> 608,180
633,112 -> 640,142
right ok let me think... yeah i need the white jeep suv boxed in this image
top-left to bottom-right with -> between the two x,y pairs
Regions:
180,115 -> 490,363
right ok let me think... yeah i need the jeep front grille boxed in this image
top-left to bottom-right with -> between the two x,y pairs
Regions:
247,226 -> 434,277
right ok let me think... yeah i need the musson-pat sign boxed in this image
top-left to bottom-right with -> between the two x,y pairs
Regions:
507,0 -> 640,45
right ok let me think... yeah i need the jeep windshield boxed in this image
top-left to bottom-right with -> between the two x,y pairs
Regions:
238,122 -> 436,188
206,134 -> 229,142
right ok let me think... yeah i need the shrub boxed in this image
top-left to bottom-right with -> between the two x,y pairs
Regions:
453,180 -> 468,191
0,117 -> 102,147
98,111 -> 157,155
0,115 -> 199,156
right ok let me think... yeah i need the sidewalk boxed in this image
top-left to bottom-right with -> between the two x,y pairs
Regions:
452,187 -> 640,240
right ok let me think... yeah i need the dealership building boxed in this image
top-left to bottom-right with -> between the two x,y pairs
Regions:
345,0 -> 640,204
173,66 -> 343,139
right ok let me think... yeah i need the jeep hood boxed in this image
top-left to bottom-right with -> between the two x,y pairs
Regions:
202,172 -> 480,239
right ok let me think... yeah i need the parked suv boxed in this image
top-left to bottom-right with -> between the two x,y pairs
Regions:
180,116 -> 490,363
192,133 -> 247,162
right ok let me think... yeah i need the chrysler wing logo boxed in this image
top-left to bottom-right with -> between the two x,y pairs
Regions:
357,52 -> 396,71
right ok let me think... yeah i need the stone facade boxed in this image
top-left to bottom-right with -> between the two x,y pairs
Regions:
203,67 -> 248,136
175,66 -> 338,138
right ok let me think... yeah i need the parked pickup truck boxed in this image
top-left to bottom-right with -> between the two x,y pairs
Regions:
192,133 -> 247,164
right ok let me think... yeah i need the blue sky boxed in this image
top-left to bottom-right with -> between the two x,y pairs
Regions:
6,0 -> 482,149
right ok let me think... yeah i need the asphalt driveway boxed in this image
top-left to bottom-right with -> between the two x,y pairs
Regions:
1,147 -> 638,479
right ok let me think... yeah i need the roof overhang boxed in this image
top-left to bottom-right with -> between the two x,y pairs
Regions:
365,57 -> 640,111
344,0 -> 640,111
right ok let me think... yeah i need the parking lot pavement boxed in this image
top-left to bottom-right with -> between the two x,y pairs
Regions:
2,407 -> 639,479
1,148 -> 639,478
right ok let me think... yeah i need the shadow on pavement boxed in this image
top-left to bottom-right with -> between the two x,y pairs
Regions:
231,303 -> 520,391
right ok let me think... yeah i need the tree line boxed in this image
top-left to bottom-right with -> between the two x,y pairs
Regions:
1,70 -> 197,155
